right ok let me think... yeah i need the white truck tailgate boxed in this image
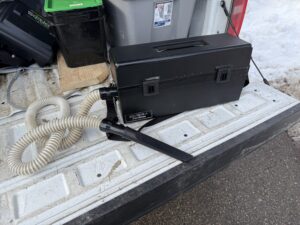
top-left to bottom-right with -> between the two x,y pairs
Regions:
0,70 -> 299,225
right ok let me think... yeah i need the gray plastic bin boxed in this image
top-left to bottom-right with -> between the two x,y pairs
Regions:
105,0 -> 197,46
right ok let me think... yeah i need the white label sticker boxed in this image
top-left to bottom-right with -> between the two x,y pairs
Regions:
154,1 -> 173,28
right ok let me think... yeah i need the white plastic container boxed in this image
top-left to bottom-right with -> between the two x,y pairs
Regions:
189,0 -> 232,37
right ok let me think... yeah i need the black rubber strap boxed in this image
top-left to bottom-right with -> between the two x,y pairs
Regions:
138,114 -> 178,132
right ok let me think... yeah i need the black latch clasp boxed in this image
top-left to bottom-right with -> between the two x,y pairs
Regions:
216,66 -> 232,83
143,77 -> 160,96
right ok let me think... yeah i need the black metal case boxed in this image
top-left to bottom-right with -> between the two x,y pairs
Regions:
110,34 -> 252,123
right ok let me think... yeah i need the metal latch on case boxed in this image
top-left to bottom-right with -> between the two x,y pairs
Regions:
143,77 -> 160,96
216,66 -> 232,83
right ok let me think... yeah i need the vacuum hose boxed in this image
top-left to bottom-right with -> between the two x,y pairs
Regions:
7,91 -> 102,176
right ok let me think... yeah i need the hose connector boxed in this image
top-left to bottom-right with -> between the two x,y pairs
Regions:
99,87 -> 118,100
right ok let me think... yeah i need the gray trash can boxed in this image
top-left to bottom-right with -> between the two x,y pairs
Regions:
105,0 -> 197,46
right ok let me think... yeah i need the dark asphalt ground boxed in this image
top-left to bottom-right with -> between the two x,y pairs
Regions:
131,132 -> 300,225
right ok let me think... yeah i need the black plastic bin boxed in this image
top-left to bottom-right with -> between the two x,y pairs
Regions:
46,6 -> 107,68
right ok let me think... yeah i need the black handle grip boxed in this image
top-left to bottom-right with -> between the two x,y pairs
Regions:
100,120 -> 193,162
154,40 -> 208,53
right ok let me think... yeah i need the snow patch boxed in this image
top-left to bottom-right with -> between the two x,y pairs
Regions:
241,0 -> 300,83
241,0 -> 300,143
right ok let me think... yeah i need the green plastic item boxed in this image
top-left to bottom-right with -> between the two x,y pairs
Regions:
44,0 -> 103,12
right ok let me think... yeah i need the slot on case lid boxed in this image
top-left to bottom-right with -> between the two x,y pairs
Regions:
154,40 -> 208,53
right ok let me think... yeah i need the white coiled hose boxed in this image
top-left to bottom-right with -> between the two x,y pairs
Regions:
7,91 -> 102,176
